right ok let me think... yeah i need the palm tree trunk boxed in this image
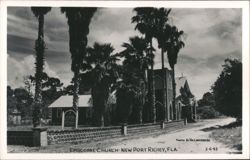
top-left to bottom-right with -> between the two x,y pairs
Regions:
139,109 -> 143,124
150,40 -> 156,123
101,99 -> 106,127
172,66 -> 176,120
151,64 -> 156,123
139,77 -> 146,124
33,15 -> 45,127
38,15 -> 44,39
144,67 -> 149,122
34,46 -> 44,104
138,99 -> 143,124
161,49 -> 167,121
73,68 -> 80,129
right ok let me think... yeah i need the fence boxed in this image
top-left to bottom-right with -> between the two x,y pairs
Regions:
7,119 -> 185,146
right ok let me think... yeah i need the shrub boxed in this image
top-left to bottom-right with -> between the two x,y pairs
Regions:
197,105 -> 221,119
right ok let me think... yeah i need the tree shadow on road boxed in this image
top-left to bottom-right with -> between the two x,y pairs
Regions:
200,120 -> 242,132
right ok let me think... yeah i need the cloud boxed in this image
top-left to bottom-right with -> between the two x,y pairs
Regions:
88,8 -> 139,52
164,8 -> 242,99
7,8 -> 37,39
7,35 -> 34,55
170,8 -> 241,58
7,7 -> 242,99
7,54 -> 59,89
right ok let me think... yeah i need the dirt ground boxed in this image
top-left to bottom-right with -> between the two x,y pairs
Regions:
105,117 -> 239,154
8,117 -> 240,154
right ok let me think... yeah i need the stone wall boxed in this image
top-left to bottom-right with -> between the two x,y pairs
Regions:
128,120 -> 184,134
127,122 -> 161,134
7,120 -> 185,146
47,120 -> 185,145
47,126 -> 122,145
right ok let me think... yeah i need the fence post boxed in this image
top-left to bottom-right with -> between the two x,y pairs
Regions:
184,118 -> 187,125
122,123 -> 127,136
161,121 -> 165,129
32,127 -> 48,147
62,110 -> 65,130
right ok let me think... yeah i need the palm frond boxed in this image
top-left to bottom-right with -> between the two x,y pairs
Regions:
31,7 -> 51,17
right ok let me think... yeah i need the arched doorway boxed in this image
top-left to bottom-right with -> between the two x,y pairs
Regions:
64,109 -> 76,127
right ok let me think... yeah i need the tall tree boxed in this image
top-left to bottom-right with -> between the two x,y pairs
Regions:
120,36 -> 151,123
30,73 -> 64,119
31,7 -> 51,127
87,42 -> 119,126
61,7 -> 97,128
155,8 -> 172,121
198,92 -> 215,107
211,58 -> 242,120
165,26 -> 185,120
132,7 -> 157,123
14,88 -> 33,118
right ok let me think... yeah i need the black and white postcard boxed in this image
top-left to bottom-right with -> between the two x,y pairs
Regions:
0,0 -> 249,159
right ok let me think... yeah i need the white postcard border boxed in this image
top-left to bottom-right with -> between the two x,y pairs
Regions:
0,1 -> 249,159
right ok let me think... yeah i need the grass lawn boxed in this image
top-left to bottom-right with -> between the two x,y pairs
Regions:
209,122 -> 242,153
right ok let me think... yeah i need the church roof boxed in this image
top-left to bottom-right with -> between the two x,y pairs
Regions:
175,76 -> 191,97
48,95 -> 93,108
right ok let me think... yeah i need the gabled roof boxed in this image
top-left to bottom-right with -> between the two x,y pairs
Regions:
48,95 -> 93,108
175,77 -> 192,97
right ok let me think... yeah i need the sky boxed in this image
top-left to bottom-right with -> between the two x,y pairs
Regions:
7,7 -> 242,99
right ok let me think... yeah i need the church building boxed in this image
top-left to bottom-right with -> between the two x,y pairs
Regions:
49,68 -> 197,127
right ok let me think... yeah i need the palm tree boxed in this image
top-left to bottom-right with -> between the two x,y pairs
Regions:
120,36 -> 151,123
165,26 -> 185,120
31,7 -> 51,127
155,8 -> 172,121
87,42 -> 119,127
61,7 -> 97,128
132,7 -> 157,123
